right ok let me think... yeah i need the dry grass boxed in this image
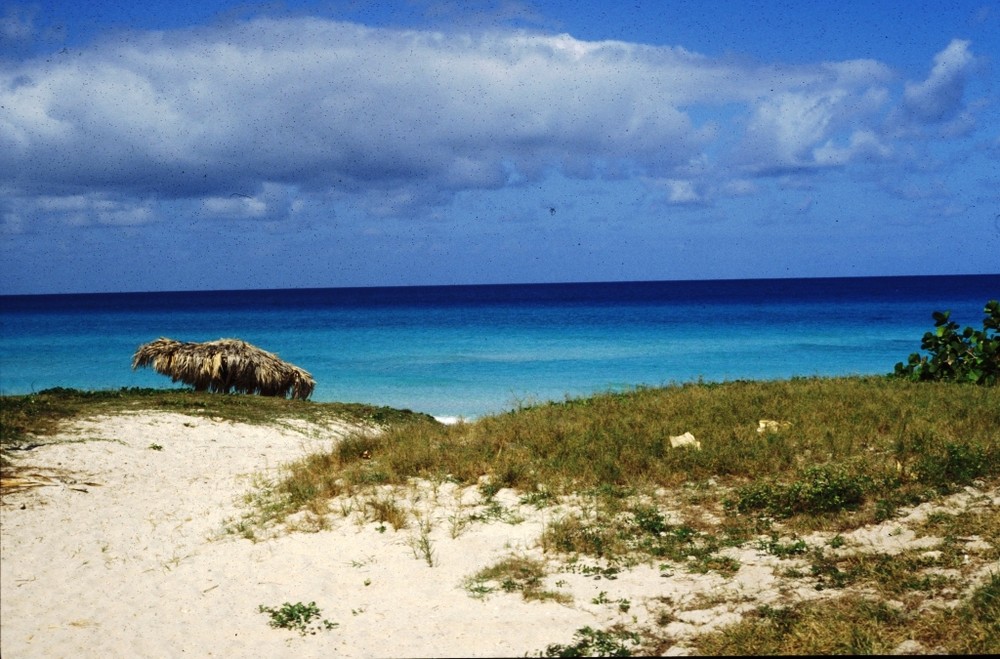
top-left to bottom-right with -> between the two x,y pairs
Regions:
683,571 -> 999,655
132,337 -> 316,399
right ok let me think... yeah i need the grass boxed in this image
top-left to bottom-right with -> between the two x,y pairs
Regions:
256,375 -> 996,655
539,500 -> 745,576
256,376 -> 998,537
682,571 -> 1000,655
464,555 -> 572,604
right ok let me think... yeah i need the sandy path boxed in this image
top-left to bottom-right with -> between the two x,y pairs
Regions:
1,413 -> 624,658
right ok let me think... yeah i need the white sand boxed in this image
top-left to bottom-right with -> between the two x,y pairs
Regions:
2,413 -> 997,657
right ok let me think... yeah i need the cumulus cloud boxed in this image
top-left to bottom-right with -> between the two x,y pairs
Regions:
0,17 -> 983,224
736,80 -> 891,174
901,39 -> 974,124
1,21 -> 714,190
812,129 -> 892,166
663,179 -> 701,204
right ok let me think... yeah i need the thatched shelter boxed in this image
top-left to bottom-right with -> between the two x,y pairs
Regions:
132,337 -> 315,400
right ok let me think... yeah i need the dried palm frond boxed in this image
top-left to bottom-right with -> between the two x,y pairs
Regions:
132,337 -> 315,400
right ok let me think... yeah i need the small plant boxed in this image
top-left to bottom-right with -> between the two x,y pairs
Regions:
468,498 -> 524,524
521,489 -> 556,508
258,601 -> 337,636
590,592 -> 632,613
758,534 -> 808,557
447,507 -> 469,539
689,554 -> 741,577
580,564 -> 621,580
809,549 -> 857,590
410,516 -> 436,567
540,626 -> 641,657
894,300 -> 1000,385
148,443 -> 163,451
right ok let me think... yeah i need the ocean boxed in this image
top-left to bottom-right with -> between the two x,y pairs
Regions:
1,275 -> 997,420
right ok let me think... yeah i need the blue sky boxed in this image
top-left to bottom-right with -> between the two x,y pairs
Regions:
1,1 -> 998,294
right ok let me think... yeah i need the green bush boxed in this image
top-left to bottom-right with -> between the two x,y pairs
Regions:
729,464 -> 869,518
894,300 -> 1000,385
916,441 -> 994,492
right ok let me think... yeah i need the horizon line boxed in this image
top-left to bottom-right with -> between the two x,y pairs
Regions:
3,272 -> 999,299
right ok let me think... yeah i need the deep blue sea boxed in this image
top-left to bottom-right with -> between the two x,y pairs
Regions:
1,276 -> 997,420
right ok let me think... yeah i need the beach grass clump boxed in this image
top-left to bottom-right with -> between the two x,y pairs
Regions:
464,555 -> 570,603
727,462 -> 871,518
266,376 -> 998,535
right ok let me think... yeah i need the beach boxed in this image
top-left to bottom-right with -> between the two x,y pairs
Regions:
2,411 -> 997,657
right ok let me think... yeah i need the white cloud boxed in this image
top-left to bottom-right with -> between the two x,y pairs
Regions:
749,91 -> 849,163
202,196 -> 269,219
1,18 -> 731,205
1,191 -> 157,230
812,129 -> 892,166
664,179 -> 701,204
902,39 -> 974,124
737,82 -> 892,174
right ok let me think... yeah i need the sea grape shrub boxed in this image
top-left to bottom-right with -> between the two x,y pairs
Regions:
894,300 -> 1000,385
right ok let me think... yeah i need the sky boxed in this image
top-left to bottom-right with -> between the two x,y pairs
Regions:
1,1 -> 998,295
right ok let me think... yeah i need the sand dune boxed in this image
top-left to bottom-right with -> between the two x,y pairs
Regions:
2,412 -> 996,657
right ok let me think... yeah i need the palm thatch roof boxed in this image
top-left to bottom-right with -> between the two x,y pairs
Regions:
132,337 -> 315,400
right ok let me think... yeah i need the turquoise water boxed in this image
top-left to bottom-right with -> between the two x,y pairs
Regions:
1,276 -> 996,419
